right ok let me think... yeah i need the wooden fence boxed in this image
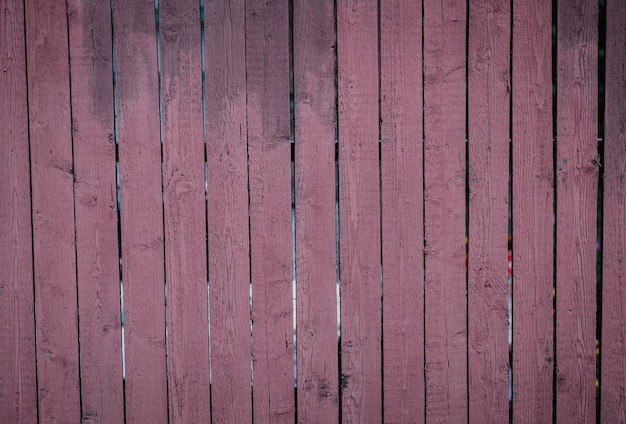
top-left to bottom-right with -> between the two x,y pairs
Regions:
1,0 -> 625,422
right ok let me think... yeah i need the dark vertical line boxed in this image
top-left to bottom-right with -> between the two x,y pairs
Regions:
421,1 -> 427,422
64,1 -> 83,419
22,0 -> 40,421
108,0 -> 127,421
551,0 -> 558,422
464,1 -> 470,422
333,0 -> 341,422
376,0 -> 383,421
508,1 -> 514,422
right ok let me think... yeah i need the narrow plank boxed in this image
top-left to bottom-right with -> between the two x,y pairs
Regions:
66,1 -> 124,422
0,0 -> 38,420
337,1 -> 381,422
601,0 -> 626,421
158,1 -> 211,422
380,1 -> 425,422
293,0 -> 339,421
111,1 -> 167,421
423,0 -> 468,422
204,0 -> 252,421
511,0 -> 554,422
245,1 -> 294,422
555,0 -> 598,422
467,0 -> 510,422
24,0 -> 81,421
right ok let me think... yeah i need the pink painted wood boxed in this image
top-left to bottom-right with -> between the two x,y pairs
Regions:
24,0 -> 81,421
293,0 -> 339,421
158,1 -> 211,422
245,1 -> 294,422
511,0 -> 554,422
0,0 -> 37,421
66,1 -> 124,422
467,0 -> 510,422
204,0 -> 252,422
337,1 -> 382,422
555,1 -> 598,422
601,1 -> 626,421
112,1 -> 167,421
380,1 -> 425,422
423,1 -> 469,422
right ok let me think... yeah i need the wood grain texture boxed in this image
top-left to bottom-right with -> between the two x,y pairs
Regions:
245,1 -> 294,422
293,0 -> 340,422
66,1 -> 124,422
601,0 -> 626,422
158,1 -> 210,422
555,1 -> 598,422
467,0 -> 510,422
337,1 -> 381,422
112,1 -> 167,421
423,0 -> 468,422
0,0 -> 37,421
24,1 -> 81,422
511,0 -> 554,422
380,1 -> 425,422
204,0 -> 252,422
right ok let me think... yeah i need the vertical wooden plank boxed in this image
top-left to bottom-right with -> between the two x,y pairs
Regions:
337,1 -> 381,422
511,0 -> 554,422
0,0 -> 38,420
601,0 -> 626,421
555,0 -> 598,422
158,1 -> 211,422
204,0 -> 252,421
293,0 -> 339,421
423,0 -> 468,422
245,1 -> 294,422
467,0 -> 510,422
112,1 -> 167,421
380,1 -> 425,422
66,0 -> 124,422
24,0 -> 81,421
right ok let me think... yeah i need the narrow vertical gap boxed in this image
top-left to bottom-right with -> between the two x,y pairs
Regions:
595,0 -> 606,421
63,0 -> 83,420
421,1 -> 427,422
376,0 -> 384,421
108,0 -> 127,421
464,1 -> 471,422
551,0 -> 558,422
22,0 -> 40,420
153,2 -> 170,422
508,0 -> 514,422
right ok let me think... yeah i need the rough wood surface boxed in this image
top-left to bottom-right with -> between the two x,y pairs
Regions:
25,0 -> 82,421
293,0 -> 340,422
245,1 -> 295,422
112,1 -> 167,421
601,0 -> 626,421
423,0 -> 468,422
380,1 -> 425,422
555,1 -> 598,422
204,0 -> 253,421
0,0 -> 37,421
511,1 -> 554,422
158,1 -> 211,422
337,1 -> 382,422
467,0 -> 510,422
67,0 -> 124,422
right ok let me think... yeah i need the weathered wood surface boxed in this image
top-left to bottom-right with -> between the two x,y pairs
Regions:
25,0 -> 81,421
337,0 -> 382,422
0,0 -> 37,421
467,0 -> 510,422
423,0 -> 468,422
205,0 -> 253,421
67,0 -> 124,422
293,0 -> 340,422
601,0 -> 626,422
555,1 -> 598,422
380,1 -> 425,422
112,0 -> 167,421
159,1 -> 211,422
511,0 -> 554,422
